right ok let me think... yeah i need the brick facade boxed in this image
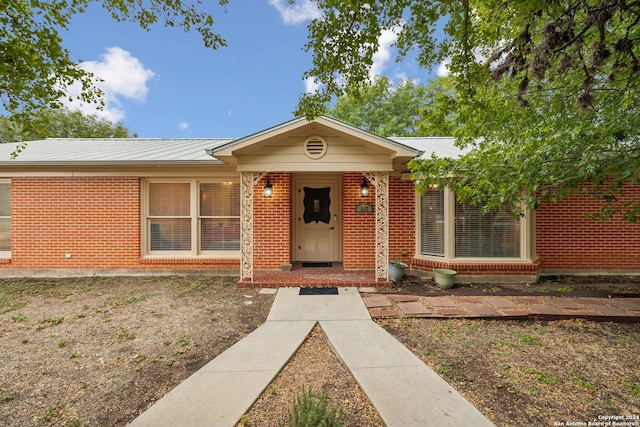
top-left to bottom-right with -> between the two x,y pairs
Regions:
536,185 -> 640,271
342,172 -> 376,269
3,175 -> 638,279
4,177 -> 239,272
10,177 -> 141,269
253,173 -> 292,268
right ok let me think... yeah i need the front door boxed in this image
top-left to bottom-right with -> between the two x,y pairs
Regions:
294,178 -> 341,262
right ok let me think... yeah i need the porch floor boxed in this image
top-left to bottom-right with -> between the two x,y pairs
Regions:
238,262 -> 393,288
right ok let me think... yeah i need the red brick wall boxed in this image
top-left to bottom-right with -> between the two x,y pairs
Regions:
343,173 -> 375,268
254,173 -> 291,268
536,185 -> 640,270
389,176 -> 415,264
5,177 -> 240,271
10,177 -> 141,269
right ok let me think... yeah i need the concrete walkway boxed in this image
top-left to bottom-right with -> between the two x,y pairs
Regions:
129,287 -> 495,427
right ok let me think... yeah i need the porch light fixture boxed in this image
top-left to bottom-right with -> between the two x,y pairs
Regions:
263,179 -> 273,198
360,178 -> 370,198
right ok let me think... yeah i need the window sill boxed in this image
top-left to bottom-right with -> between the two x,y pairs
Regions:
413,255 -> 534,264
140,256 -> 239,265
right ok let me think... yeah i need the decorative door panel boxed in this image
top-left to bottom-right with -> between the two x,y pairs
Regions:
295,179 -> 340,262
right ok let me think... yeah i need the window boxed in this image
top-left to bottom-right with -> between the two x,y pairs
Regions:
145,180 -> 240,255
455,199 -> 520,258
420,188 -> 444,257
419,188 -> 523,259
0,182 -> 10,252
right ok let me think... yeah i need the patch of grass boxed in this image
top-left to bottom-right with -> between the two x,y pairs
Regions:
40,405 -> 61,423
118,327 -> 136,341
131,354 -> 148,365
57,339 -> 69,348
105,293 -> 151,307
36,316 -> 64,330
535,372 -> 559,385
521,367 -> 559,385
577,378 -> 597,392
0,292 -> 26,314
486,338 -> 518,348
556,286 -> 574,293
618,335 -> 634,344
621,381 -> 640,395
0,381 -> 16,404
238,414 -> 252,426
436,365 -> 453,379
513,331 -> 542,346
11,312 -> 26,322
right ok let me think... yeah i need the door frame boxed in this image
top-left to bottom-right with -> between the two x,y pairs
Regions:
292,174 -> 343,262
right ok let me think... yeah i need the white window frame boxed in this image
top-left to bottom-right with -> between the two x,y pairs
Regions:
0,179 -> 10,257
415,188 -> 534,262
142,179 -> 240,258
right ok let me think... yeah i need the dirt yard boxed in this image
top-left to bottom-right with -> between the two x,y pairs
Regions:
1,275 -> 639,427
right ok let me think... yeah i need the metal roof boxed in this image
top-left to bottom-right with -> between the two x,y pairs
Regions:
0,129 -> 467,166
390,137 -> 468,159
0,138 -> 233,164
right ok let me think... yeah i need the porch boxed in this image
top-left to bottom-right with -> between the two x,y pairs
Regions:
238,262 -> 393,288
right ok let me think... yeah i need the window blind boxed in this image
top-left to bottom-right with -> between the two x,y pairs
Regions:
148,183 -> 191,251
420,189 -> 445,257
0,183 -> 10,251
455,200 -> 520,258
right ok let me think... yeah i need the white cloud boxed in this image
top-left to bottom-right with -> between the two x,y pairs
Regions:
268,0 -> 322,25
63,47 -> 155,122
178,121 -> 189,130
437,57 -> 451,77
304,76 -> 320,94
370,27 -> 400,80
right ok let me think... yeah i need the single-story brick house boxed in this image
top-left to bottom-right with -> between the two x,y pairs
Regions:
0,116 -> 638,286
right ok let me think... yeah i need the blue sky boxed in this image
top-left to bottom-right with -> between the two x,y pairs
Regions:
61,1 -> 434,138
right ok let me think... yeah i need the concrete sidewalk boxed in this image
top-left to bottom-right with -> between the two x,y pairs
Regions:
129,287 -> 495,427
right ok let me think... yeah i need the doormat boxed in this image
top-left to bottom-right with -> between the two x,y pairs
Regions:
302,262 -> 332,268
299,287 -> 338,295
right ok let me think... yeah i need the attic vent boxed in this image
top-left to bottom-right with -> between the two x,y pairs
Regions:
303,135 -> 328,160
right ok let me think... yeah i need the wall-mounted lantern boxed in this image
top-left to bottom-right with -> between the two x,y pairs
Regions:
360,178 -> 370,198
263,179 -> 273,198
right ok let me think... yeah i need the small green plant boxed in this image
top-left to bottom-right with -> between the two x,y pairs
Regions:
105,293 -> 151,307
513,331 -> 541,346
521,367 -> 558,385
118,327 -> 136,340
57,339 -> 69,348
577,378 -> 597,392
436,365 -> 453,378
0,381 -> 16,404
279,386 -> 344,427
36,316 -> 64,330
621,381 -> 640,395
177,336 -> 191,347
535,372 -> 559,385
238,414 -> 251,426
618,335 -> 634,344
40,405 -> 60,423
11,313 -> 26,322
556,286 -> 574,293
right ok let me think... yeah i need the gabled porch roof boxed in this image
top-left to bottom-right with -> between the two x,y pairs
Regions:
207,116 -> 424,172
